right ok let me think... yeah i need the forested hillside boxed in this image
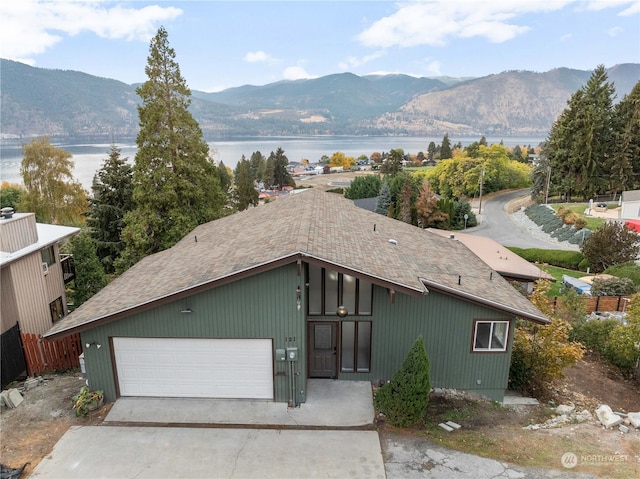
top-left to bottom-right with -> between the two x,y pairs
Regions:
1,59 -> 638,140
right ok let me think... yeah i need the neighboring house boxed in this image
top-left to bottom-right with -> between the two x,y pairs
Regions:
620,189 -> 640,220
427,229 -> 555,294
1,208 -> 79,386
45,190 -> 547,405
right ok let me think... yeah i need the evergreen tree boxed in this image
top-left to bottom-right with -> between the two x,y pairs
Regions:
67,231 -> 108,307
427,141 -> 436,161
249,151 -> 266,183
118,27 -> 225,271
373,336 -> 430,427
546,65 -> 615,200
344,175 -> 382,200
233,156 -> 258,211
398,178 -> 413,224
269,147 -> 295,189
380,148 -> 404,176
0,182 -> 24,209
609,81 -> 640,194
18,137 -> 88,225
440,133 -> 452,160
375,181 -> 392,215
87,145 -> 134,274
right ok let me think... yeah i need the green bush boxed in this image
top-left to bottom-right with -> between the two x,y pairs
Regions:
374,336 -> 431,427
604,262 -> 640,288
604,323 -> 640,378
569,318 -> 618,353
507,247 -> 586,271
591,277 -> 636,296
525,205 -> 592,245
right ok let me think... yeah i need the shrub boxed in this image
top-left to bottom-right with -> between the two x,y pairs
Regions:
374,336 -> 431,427
591,276 -> 636,296
509,281 -> 584,397
507,247 -> 586,270
604,323 -> 640,378
569,318 -> 618,353
604,262 -> 640,288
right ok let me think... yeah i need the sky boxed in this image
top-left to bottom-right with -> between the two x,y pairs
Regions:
1,0 -> 639,93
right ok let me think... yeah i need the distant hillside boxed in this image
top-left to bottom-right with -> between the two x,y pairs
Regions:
1,59 -> 638,140
375,65 -> 640,136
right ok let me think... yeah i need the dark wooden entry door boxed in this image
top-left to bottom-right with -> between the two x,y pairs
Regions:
308,322 -> 337,378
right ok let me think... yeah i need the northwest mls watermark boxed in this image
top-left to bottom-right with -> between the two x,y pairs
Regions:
561,451 -> 636,469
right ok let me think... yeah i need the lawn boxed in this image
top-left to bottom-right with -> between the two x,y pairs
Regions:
549,203 -> 606,231
540,264 -> 585,297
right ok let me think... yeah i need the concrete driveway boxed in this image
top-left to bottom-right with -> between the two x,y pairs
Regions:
30,426 -> 385,478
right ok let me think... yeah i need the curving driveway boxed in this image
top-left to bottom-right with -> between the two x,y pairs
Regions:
468,189 -> 579,251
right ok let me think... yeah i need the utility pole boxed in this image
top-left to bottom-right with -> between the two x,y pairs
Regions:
545,166 -> 551,205
478,166 -> 485,215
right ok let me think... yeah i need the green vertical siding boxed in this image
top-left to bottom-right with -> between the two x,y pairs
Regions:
336,287 -> 514,401
83,263 -> 306,403
84,262 -> 517,404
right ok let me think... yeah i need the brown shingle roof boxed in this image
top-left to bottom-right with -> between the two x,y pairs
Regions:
46,189 -> 547,338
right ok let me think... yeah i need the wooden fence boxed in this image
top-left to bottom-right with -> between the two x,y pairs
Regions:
552,295 -> 632,314
20,332 -> 83,376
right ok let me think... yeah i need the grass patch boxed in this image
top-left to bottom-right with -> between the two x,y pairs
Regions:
540,265 -> 585,297
550,203 -> 607,231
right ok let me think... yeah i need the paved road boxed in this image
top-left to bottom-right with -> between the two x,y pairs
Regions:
468,189 -> 579,251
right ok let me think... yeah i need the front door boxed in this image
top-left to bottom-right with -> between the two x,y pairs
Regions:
308,322 -> 337,378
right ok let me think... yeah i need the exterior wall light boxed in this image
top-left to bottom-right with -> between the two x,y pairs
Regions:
336,305 -> 348,318
85,341 -> 101,349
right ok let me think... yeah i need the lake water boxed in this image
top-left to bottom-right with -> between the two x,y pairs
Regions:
0,135 -> 544,191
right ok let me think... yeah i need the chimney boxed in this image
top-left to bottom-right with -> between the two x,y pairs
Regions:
1,207 -> 15,219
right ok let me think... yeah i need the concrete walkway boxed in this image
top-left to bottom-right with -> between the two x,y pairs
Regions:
104,379 -> 375,428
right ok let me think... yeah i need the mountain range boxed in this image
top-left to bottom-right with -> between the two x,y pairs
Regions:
1,59 -> 638,141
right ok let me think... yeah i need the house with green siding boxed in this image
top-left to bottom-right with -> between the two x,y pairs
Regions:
45,189 -> 548,405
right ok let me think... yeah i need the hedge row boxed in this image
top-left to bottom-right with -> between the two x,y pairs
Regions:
524,205 -> 592,245
507,246 -> 587,271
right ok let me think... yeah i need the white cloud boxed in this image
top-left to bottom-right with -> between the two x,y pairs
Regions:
282,66 -> 316,81
423,60 -> 442,76
355,0 -> 589,48
607,26 -> 624,37
244,51 -> 273,63
339,50 -> 386,70
0,0 -> 182,62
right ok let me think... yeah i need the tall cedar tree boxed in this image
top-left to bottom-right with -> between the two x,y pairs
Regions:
546,65 -> 615,200
234,157 -> 258,211
610,81 -> 640,194
67,231 -> 109,307
19,137 -> 88,225
398,178 -> 413,224
265,148 -> 294,189
440,133 -> 452,160
249,151 -> 267,183
118,27 -> 225,270
87,145 -> 134,273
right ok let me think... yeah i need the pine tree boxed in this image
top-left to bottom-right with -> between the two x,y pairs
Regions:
376,181 -> 392,215
440,133 -> 452,160
609,81 -> 640,194
87,145 -> 133,274
546,65 -> 615,200
234,156 -> 258,211
398,178 -> 413,224
249,151 -> 266,183
118,27 -> 225,271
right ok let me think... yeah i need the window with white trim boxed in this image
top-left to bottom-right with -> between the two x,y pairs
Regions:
473,320 -> 509,352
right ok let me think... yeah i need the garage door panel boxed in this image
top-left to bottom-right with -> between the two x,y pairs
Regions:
113,338 -> 273,399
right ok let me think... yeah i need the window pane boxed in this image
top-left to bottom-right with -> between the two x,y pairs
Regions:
308,263 -> 322,315
325,270 -> 339,315
474,322 -> 491,349
356,322 -> 371,372
41,246 -> 55,266
343,274 -> 356,313
341,322 -> 355,372
491,322 -> 508,350
314,324 -> 333,350
358,280 -> 372,315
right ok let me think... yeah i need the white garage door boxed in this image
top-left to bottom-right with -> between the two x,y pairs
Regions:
113,337 -> 273,399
